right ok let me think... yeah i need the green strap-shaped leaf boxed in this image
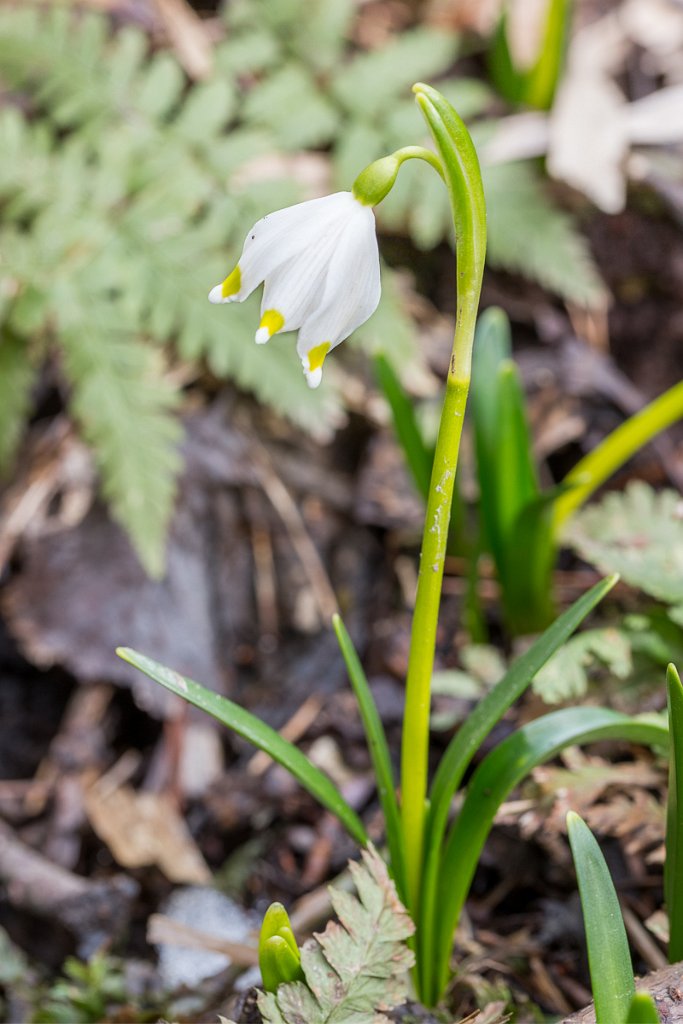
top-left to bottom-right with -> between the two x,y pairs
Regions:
470,307 -> 552,633
625,993 -> 660,1023
429,707 -> 668,1003
554,379 -> 683,531
333,614 -> 406,901
471,307 -> 513,574
374,353 -> 433,501
488,0 -> 571,110
259,936 -> 303,995
495,360 -> 540,560
503,486 -> 560,634
567,811 -> 635,1024
418,575 -> 618,995
525,0 -> 572,109
666,663 -> 683,962
259,903 -> 303,994
116,648 -> 367,846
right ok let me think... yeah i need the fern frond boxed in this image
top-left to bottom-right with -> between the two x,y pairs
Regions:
258,846 -> 415,1024
483,160 -> 608,308
0,7 -> 142,131
59,311 -> 182,578
0,1 -> 434,570
566,483 -> 683,608
0,330 -> 36,474
331,27 -> 459,120
242,65 -> 340,149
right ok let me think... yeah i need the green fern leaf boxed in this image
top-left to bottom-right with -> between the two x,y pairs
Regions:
292,0 -> 355,72
59,312 -> 182,578
483,160 -> 608,308
0,330 -> 35,474
331,27 -> 459,120
173,78 -> 237,143
566,483 -> 683,607
533,627 -> 633,703
242,64 -> 339,149
0,2 -> 432,570
135,52 -> 186,119
259,846 -> 415,1024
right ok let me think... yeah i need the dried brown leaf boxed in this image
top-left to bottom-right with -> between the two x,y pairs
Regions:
85,782 -> 211,884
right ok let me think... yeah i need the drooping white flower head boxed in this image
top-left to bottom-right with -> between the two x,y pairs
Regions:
208,192 -> 381,388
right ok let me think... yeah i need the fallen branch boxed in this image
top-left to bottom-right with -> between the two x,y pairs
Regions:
562,962 -> 683,1023
0,818 -> 138,956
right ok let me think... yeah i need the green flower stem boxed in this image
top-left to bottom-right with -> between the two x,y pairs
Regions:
353,145 -> 443,206
400,84 -> 487,912
553,378 -> 683,532
392,145 -> 445,179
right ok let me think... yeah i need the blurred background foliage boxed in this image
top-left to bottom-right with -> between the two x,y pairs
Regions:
0,0 -> 611,575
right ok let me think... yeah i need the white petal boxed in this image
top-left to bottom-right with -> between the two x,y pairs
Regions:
305,366 -> 323,389
211,193 -> 355,306
255,217 -> 345,342
296,201 -> 380,375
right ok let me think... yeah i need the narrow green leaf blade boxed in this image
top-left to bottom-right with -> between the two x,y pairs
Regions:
60,323 -> 182,579
666,663 -> 683,962
555,380 -> 683,531
471,306 -> 512,572
525,0 -> 572,109
375,354 -> 432,501
116,647 -> 367,846
332,614 -> 406,901
431,706 -> 667,1002
495,359 -> 540,555
503,487 -> 558,633
625,993 -> 661,1023
567,811 -> 635,1024
419,575 -> 618,997
260,936 -> 304,994
489,0 -> 571,110
426,575 -> 618,854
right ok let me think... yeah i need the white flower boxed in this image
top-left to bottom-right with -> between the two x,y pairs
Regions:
208,192 -> 381,388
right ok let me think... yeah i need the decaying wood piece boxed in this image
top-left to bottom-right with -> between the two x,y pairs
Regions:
562,962 -> 683,1023
0,818 -> 138,956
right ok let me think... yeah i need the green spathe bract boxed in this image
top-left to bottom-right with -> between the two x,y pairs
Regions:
399,81 -> 487,915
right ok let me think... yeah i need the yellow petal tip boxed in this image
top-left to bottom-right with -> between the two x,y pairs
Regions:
221,265 -> 242,300
307,341 -> 331,373
257,308 -> 285,343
